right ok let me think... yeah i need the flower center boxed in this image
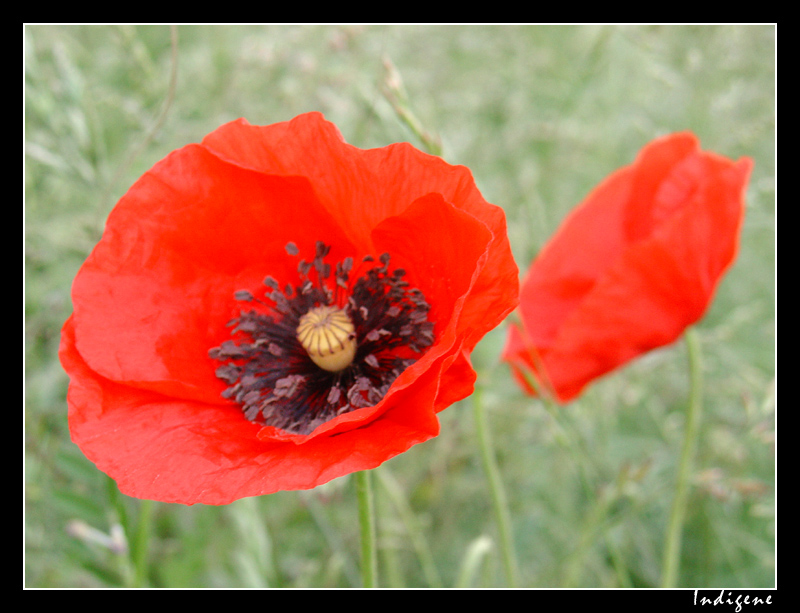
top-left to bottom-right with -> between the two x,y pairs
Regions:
209,241 -> 435,435
296,306 -> 357,372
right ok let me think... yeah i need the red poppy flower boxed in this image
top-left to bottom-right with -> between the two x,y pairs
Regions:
502,132 -> 753,403
59,112 -> 518,505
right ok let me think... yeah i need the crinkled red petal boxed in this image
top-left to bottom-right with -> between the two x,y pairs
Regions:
202,113 -> 519,348
70,144 -> 356,402
61,317 -> 438,504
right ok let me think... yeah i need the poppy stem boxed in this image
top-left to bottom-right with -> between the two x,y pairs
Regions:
472,385 -> 519,587
661,327 -> 704,588
356,470 -> 378,588
131,498 -> 153,588
382,57 -> 443,157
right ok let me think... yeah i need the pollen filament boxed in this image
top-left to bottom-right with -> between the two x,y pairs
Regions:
297,306 -> 357,372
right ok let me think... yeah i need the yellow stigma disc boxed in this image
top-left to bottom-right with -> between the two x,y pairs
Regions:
296,306 -> 357,372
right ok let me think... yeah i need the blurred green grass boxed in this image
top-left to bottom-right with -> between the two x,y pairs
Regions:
24,24 -> 775,588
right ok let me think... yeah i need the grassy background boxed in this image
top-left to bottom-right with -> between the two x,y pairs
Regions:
25,24 -> 775,588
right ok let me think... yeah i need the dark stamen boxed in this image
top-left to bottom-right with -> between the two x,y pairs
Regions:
209,242 -> 434,435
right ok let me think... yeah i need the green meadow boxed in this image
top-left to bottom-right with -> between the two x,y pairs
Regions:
25,24 -> 775,588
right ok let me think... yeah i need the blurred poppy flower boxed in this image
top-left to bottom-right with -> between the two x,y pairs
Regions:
59,112 -> 518,505
502,132 -> 752,403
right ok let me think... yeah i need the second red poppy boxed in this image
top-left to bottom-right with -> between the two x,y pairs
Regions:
502,132 -> 753,402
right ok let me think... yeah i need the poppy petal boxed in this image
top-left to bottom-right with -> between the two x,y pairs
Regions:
70,143 -> 356,402
62,315 -> 442,504
202,114 -> 519,334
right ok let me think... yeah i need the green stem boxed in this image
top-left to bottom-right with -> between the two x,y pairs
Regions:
382,57 -> 443,157
473,386 -> 519,587
356,470 -> 378,588
131,498 -> 153,588
661,327 -> 703,588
